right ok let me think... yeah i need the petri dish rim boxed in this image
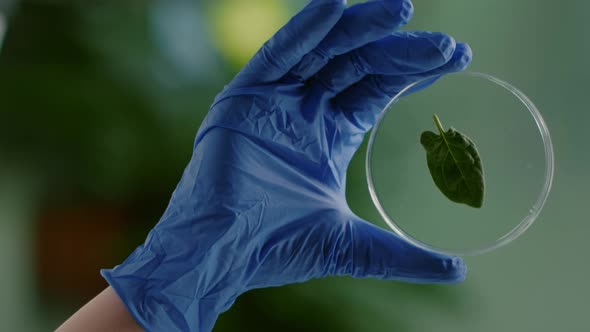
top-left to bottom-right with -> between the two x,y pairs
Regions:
365,71 -> 555,256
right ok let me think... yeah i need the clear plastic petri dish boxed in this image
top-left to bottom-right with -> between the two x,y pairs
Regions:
366,72 -> 554,256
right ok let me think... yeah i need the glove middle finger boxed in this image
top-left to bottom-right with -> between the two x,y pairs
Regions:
286,0 -> 414,82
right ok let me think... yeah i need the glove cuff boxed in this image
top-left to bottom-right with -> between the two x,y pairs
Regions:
100,230 -> 226,332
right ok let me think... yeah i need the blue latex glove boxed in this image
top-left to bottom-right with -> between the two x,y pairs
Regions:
101,0 -> 472,331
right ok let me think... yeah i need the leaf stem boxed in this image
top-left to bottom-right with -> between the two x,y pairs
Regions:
433,114 -> 445,136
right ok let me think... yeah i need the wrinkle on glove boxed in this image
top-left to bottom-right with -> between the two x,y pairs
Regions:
101,0 -> 472,331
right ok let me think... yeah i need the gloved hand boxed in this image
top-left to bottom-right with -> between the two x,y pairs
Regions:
101,0 -> 472,331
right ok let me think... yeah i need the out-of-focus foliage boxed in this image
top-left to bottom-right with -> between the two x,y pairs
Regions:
0,1 -> 588,331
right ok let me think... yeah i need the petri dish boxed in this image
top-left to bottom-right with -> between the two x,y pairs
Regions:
366,72 -> 554,256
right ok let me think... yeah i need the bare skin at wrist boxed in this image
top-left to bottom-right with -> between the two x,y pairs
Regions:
55,286 -> 144,332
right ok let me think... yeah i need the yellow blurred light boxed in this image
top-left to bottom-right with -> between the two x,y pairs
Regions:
209,0 -> 290,68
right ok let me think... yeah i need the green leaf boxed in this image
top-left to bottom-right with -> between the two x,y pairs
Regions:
420,114 -> 485,208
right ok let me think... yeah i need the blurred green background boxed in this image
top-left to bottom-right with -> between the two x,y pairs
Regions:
0,0 -> 588,331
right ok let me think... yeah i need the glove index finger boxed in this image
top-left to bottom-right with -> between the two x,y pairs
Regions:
230,0 -> 346,88
333,42 -> 472,133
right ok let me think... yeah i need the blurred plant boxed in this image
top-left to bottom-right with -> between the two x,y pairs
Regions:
0,2 -> 221,204
0,12 -> 6,51
0,3 -> 223,304
0,0 -> 18,52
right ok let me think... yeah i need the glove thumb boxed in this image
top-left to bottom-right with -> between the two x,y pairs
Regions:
332,216 -> 466,284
